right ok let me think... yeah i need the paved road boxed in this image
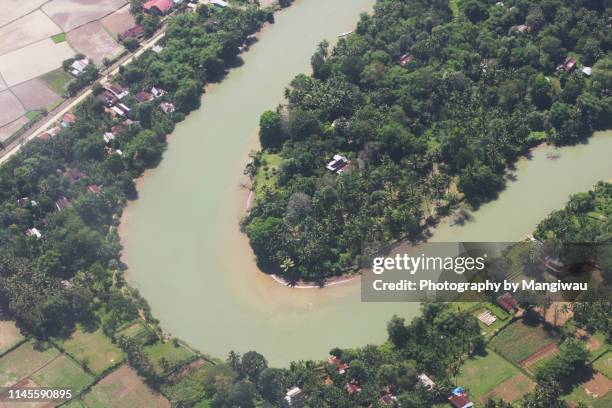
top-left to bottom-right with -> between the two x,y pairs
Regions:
0,28 -> 167,166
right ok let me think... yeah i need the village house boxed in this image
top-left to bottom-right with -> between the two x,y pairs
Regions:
64,168 -> 86,182
497,292 -> 518,313
284,387 -> 302,406
326,154 -> 350,174
87,185 -> 102,194
135,91 -> 153,103
111,103 -> 131,117
70,58 -> 89,76
25,228 -> 42,239
582,66 -> 592,76
97,90 -> 118,107
449,387 -> 474,408
160,101 -> 176,113
103,83 -> 129,100
543,256 -> 566,276
417,373 -> 436,390
119,25 -> 145,42
560,56 -> 577,73
152,45 -> 164,53
55,197 -> 71,212
151,86 -> 166,98
61,112 -> 77,128
200,0 -> 228,7
103,132 -> 116,144
38,132 -> 51,141
327,355 -> 349,374
399,53 -> 415,67
144,0 -> 174,14
345,381 -> 361,395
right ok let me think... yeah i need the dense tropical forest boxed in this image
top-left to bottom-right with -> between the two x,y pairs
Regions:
0,2 -> 271,347
245,0 -> 612,282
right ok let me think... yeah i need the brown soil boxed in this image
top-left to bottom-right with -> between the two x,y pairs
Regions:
12,79 -> 60,111
521,342 -> 559,367
66,21 -> 123,65
479,373 -> 535,403
582,373 -> 612,399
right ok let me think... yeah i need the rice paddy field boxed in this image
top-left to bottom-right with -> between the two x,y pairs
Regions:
0,340 -> 59,387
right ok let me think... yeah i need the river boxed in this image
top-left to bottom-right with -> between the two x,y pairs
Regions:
120,0 -> 612,366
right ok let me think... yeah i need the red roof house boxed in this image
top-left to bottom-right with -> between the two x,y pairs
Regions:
345,381 -> 361,395
561,57 -> 577,73
328,356 -> 349,374
87,185 -> 102,194
399,53 -> 415,67
135,91 -> 153,103
497,293 -> 518,313
449,393 -> 473,408
143,0 -> 173,14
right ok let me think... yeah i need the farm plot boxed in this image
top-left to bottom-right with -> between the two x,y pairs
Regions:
0,91 -> 26,128
564,373 -> 612,407
30,354 -> 93,392
0,0 -> 48,28
0,116 -> 28,143
479,372 -> 535,404
40,69 -> 73,96
67,21 -> 123,66
593,351 -> 612,379
0,320 -> 25,355
456,349 -> 521,399
0,11 -> 62,57
12,78 -> 61,111
0,340 -> 59,387
101,5 -> 136,39
490,319 -> 558,364
0,39 -> 75,87
83,365 -> 170,408
116,322 -> 156,345
55,328 -> 124,376
522,342 -> 560,374
43,0 -> 127,32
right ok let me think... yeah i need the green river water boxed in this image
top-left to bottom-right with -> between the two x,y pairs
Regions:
121,0 -> 612,366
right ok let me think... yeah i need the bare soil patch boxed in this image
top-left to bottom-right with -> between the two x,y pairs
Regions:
12,79 -> 61,111
43,0 -> 127,32
0,116 -> 28,142
0,321 -> 25,355
84,365 -> 170,408
0,91 -> 26,128
67,21 -> 123,65
575,328 -> 602,352
479,372 -> 535,403
0,11 -> 62,57
101,4 -> 136,39
0,0 -> 47,28
582,373 -> 612,399
521,342 -> 559,368
0,39 -> 75,87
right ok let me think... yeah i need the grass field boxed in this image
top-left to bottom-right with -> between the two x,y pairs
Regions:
593,351 -> 612,379
0,320 -> 25,355
40,68 -> 73,96
254,153 -> 281,196
530,348 -> 561,374
56,328 -> 124,376
0,340 -> 59,386
144,341 -> 195,375
31,354 -> 93,392
51,33 -> 67,43
84,364 -> 170,408
456,349 -> 520,398
490,319 -> 557,364
61,399 -> 88,407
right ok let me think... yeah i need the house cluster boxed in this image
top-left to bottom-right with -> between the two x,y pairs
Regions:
97,83 -> 131,118
70,58 -> 90,76
326,154 -> 350,174
38,112 -> 77,141
449,387 -> 474,408
144,0 -> 228,15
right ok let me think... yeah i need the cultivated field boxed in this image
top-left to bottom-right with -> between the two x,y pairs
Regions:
593,351 -> 612,379
0,340 -> 59,387
101,5 -> 136,39
0,321 -> 25,355
0,11 -> 62,57
0,117 -> 28,142
456,350 -> 521,399
0,91 -> 26,128
490,319 -> 558,364
0,39 -> 75,87
67,22 -> 123,65
42,0 -> 127,32
83,365 -> 170,408
30,354 -> 93,392
116,322 -> 155,345
0,0 -> 47,28
144,342 -> 196,375
55,328 -> 124,376
479,372 -> 536,404
0,75 -> 6,92
12,79 -> 61,111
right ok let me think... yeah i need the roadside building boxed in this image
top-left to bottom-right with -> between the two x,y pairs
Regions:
144,0 -> 174,14
103,83 -> 129,100
70,58 -> 89,76
61,112 -> 77,128
120,25 -> 145,42
152,45 -> 164,53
